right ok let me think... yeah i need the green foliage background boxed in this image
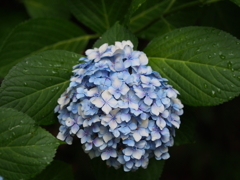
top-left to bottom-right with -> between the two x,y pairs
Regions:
0,0 -> 240,180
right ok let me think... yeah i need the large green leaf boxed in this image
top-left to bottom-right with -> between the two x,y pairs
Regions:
136,0 -> 202,40
199,1 -> 240,39
68,0 -> 131,34
23,0 -> 71,19
0,2 -> 28,46
0,107 -> 59,180
123,0 -> 146,26
94,22 -> 138,49
230,0 -> 240,6
0,18 -> 93,78
129,0 -> 173,33
30,160 -> 74,180
144,27 -> 240,106
92,157 -> 164,180
0,50 -> 82,125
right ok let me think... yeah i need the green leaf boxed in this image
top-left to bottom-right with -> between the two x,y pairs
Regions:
144,27 -> 240,106
92,157 -> 164,180
68,0 -> 131,34
174,117 -> 196,146
23,0 -> 71,19
0,3 -> 28,46
30,160 -> 74,180
230,0 -> 240,6
0,107 -> 59,180
93,22 -> 138,49
123,0 -> 146,26
137,0 -> 202,40
199,1 -> 240,39
0,50 -> 82,125
137,17 -> 176,40
129,0 -> 173,33
0,18 -> 93,78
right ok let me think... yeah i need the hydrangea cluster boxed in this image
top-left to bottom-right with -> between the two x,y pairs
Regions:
55,40 -> 184,171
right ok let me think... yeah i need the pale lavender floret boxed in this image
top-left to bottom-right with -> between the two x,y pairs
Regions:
80,99 -> 99,115
101,147 -> 117,160
108,76 -> 129,99
83,115 -> 100,127
86,43 -> 113,62
123,45 -> 141,68
133,85 -> 157,105
118,90 -> 140,110
91,90 -> 118,114
77,127 -> 93,144
55,40 -> 184,172
140,75 -> 161,89
101,109 -> 121,130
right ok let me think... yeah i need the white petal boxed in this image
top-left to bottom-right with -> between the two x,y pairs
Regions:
91,97 -> 104,108
138,128 -> 148,137
151,131 -> 161,141
102,90 -> 112,102
109,120 -> 118,130
87,51 -> 98,60
99,43 -> 108,54
121,84 -> 130,95
124,147 -> 133,156
140,75 -> 150,84
101,151 -> 110,160
129,101 -> 138,110
151,79 -> 161,86
124,45 -> 132,55
132,149 -> 142,159
103,132 -> 113,143
86,87 -> 98,97
108,97 -> 118,108
133,131 -> 141,142
93,138 -> 104,147
156,118 -> 166,130
102,103 -> 112,114
151,103 -> 160,116
144,96 -> 153,106
139,52 -> 148,65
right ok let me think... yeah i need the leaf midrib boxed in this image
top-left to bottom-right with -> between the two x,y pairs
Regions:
149,57 -> 229,69
130,1 -> 167,23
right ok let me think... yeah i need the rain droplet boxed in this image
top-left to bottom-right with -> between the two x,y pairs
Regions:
236,41 -> 240,45
204,83 -> 208,88
52,70 -> 57,74
219,54 -> 225,59
217,88 -> 221,93
227,61 -> 232,69
164,36 -> 169,40
25,61 -> 29,64
196,48 -> 201,52
49,64 -> 53,67
211,90 -> 215,97
208,55 -> 212,59
24,82 -> 27,86
23,68 -> 28,73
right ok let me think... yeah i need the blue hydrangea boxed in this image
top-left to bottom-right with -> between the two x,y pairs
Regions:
55,40 -> 184,171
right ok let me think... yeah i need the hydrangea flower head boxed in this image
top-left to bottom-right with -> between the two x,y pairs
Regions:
55,40 -> 184,171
